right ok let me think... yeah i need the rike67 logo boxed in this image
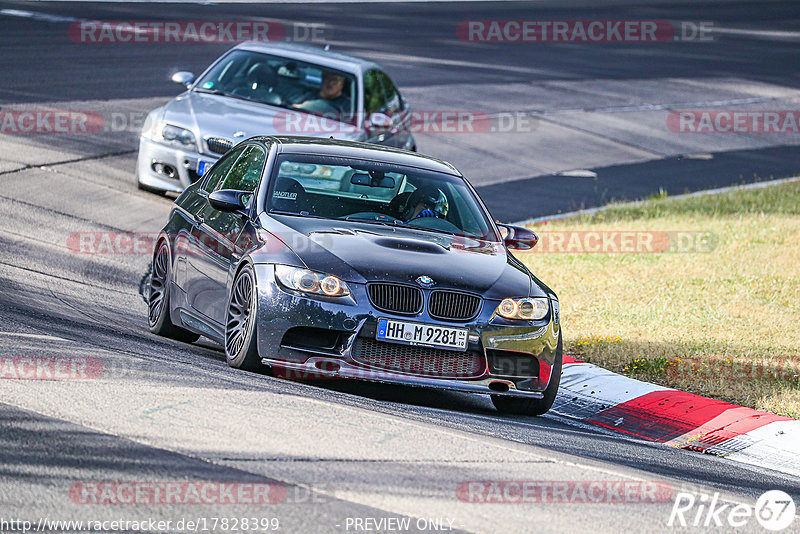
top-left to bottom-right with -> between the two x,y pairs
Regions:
668,490 -> 796,531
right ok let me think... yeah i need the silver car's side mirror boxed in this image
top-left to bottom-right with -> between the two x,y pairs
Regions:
171,71 -> 195,89
364,112 -> 392,134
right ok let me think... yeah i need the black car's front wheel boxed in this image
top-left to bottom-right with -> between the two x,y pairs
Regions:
491,332 -> 562,416
148,242 -> 200,343
225,264 -> 263,371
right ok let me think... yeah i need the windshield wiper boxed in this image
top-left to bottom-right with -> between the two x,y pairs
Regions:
270,211 -> 461,237
195,88 -> 261,105
194,88 -> 228,96
343,216 -> 401,228
270,210 -> 329,220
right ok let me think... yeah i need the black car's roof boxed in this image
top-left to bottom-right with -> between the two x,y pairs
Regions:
253,136 -> 461,176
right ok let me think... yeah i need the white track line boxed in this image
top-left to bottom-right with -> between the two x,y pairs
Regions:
0,331 -> 73,342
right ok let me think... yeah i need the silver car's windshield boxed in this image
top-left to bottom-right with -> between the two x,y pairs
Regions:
194,50 -> 358,125
267,154 -> 499,241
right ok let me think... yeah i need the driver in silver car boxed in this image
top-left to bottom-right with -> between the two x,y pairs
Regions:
294,71 -> 352,117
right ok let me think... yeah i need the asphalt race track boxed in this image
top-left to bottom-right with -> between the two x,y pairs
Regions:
0,1 -> 799,532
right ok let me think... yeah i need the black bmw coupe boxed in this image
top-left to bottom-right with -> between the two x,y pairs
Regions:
148,136 -> 562,415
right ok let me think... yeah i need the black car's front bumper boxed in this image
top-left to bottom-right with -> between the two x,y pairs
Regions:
253,264 -> 560,398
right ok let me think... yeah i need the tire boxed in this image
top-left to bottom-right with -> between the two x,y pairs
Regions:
148,242 -> 201,343
491,332 -> 562,416
224,264 -> 263,372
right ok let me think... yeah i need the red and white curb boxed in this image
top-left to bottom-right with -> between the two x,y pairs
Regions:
554,356 -> 800,478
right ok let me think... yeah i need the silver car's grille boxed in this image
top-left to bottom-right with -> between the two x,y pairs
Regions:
368,284 -> 423,315
428,291 -> 482,321
206,137 -> 233,155
352,338 -> 486,378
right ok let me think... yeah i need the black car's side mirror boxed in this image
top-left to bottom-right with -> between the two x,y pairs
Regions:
209,189 -> 249,213
497,223 -> 538,250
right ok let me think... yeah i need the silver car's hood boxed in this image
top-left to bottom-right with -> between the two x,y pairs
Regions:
162,91 -> 361,149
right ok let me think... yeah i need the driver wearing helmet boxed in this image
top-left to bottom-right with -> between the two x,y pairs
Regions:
402,185 -> 449,223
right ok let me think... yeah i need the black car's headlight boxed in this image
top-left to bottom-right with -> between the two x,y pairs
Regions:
496,297 -> 549,320
275,265 -> 350,297
160,124 -> 196,148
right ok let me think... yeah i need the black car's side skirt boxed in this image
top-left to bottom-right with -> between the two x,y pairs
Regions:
179,309 -> 224,343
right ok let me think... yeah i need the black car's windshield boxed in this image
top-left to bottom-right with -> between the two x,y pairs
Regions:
267,154 -> 499,241
194,50 -> 358,125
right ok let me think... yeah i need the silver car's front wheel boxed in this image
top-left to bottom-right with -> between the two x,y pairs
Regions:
225,264 -> 262,371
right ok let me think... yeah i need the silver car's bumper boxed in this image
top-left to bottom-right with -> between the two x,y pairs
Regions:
136,136 -> 217,192
253,264 -> 559,398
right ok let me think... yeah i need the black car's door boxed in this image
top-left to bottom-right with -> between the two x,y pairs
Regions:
182,146 -> 244,317
188,143 -> 267,326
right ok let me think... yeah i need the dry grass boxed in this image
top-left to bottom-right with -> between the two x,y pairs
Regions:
519,181 -> 800,418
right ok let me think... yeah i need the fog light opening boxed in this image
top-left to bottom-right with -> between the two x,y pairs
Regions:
151,162 -> 177,179
489,381 -> 510,393
315,360 -> 340,373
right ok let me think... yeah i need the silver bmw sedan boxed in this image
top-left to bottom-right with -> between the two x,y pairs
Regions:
136,42 -> 416,194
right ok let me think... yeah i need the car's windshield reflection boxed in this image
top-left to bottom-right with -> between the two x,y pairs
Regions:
194,50 -> 357,124
266,155 -> 499,242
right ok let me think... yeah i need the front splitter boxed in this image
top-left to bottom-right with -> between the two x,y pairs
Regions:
262,356 -> 544,398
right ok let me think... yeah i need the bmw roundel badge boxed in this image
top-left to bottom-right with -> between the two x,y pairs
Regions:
416,275 -> 434,288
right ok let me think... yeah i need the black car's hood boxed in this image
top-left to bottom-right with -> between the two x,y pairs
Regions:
258,215 -> 539,300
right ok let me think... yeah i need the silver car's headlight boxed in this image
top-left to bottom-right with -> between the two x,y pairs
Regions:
159,124 -> 196,148
275,265 -> 350,297
496,297 -> 549,320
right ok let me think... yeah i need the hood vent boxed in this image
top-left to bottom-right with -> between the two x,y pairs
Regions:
373,237 -> 445,254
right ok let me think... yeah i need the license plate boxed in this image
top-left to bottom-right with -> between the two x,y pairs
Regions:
376,318 -> 468,351
197,160 -> 212,176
